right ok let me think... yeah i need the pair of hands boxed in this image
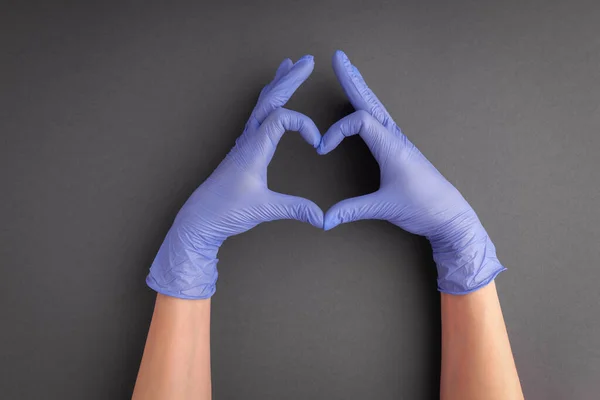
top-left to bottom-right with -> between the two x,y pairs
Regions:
146,51 -> 505,299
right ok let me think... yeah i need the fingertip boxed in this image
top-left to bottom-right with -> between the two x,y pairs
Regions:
323,216 -> 339,231
316,132 -> 329,154
298,112 -> 322,149
314,136 -> 323,150
280,55 -> 314,87
253,57 -> 314,124
317,138 -> 335,155
275,58 -> 293,78
323,205 -> 342,230
297,54 -> 314,63
293,55 -> 315,75
333,50 -> 349,64
332,51 -> 372,113
278,58 -> 293,70
332,50 -> 349,76
323,193 -> 380,230
317,112 -> 364,155
309,122 -> 322,149
260,109 -> 321,151
301,201 -> 324,229
311,209 -> 325,230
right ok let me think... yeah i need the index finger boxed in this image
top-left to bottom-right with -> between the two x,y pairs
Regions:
252,55 -> 314,124
317,110 -> 393,165
257,108 -> 321,166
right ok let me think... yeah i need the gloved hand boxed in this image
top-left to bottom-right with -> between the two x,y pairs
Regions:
147,55 -> 323,299
318,51 -> 505,294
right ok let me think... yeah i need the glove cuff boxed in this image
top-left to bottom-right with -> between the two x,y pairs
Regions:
433,235 -> 506,295
146,271 -> 217,299
146,238 -> 219,299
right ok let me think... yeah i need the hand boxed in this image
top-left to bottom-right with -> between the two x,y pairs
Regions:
147,56 -> 323,299
318,51 -> 505,294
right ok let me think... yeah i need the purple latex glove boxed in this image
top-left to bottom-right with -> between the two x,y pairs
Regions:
147,55 -> 323,299
318,51 -> 505,294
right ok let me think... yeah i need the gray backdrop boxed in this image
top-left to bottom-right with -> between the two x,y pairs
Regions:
1,1 -> 599,399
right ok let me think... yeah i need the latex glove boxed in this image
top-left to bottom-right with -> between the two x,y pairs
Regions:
318,51 -> 505,294
147,55 -> 323,299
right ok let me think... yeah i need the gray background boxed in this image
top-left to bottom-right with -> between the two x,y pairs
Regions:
1,1 -> 599,399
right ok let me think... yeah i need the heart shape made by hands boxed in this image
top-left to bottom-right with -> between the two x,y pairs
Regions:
147,50 -> 505,299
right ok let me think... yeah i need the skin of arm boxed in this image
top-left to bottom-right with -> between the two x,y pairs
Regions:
132,294 -> 211,400
440,282 -> 524,400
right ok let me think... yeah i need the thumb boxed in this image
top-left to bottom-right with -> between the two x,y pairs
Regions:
264,191 -> 324,229
324,191 -> 391,230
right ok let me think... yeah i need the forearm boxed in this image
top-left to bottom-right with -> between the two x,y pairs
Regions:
133,295 -> 212,400
440,282 -> 523,400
